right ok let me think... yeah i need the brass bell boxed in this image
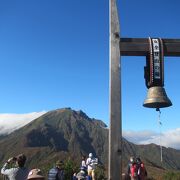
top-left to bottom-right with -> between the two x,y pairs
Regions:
143,86 -> 172,108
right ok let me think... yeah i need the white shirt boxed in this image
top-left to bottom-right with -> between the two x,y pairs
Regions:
1,163 -> 29,180
86,158 -> 98,170
81,160 -> 86,167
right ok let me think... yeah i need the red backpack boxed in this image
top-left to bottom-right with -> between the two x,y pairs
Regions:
130,163 -> 137,178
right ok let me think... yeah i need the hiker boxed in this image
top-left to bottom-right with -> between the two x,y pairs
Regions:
76,166 -> 88,180
1,154 -> 29,180
81,155 -> 87,175
127,156 -> 138,180
81,155 -> 87,169
86,153 -> 98,180
72,172 -> 77,180
48,160 -> 64,180
27,169 -> 45,180
136,157 -> 147,180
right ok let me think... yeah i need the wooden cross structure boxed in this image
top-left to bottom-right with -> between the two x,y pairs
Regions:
109,0 -> 180,179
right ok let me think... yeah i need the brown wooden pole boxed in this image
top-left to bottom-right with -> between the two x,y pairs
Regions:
109,0 -> 122,179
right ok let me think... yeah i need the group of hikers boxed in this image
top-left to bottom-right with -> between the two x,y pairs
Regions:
73,153 -> 98,180
125,156 -> 147,180
1,153 -> 147,180
0,153 -> 98,180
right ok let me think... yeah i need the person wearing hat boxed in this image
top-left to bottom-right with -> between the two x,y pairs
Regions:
48,160 -> 64,180
27,169 -> 45,180
1,154 -> 29,180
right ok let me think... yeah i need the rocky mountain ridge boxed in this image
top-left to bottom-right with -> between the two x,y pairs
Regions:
0,108 -> 180,178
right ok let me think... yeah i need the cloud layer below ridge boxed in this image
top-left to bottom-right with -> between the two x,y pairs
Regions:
123,129 -> 180,150
0,111 -> 46,135
0,111 -> 179,150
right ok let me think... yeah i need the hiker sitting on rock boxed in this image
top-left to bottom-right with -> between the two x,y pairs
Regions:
76,166 -> 88,180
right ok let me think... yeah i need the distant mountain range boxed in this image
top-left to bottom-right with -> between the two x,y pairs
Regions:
0,108 -> 180,179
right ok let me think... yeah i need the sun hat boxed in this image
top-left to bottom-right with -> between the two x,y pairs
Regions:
27,169 -> 44,179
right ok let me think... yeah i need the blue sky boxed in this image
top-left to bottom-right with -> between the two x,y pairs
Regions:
119,0 -> 180,149
0,0 -> 109,116
119,0 -> 180,131
0,0 -> 180,149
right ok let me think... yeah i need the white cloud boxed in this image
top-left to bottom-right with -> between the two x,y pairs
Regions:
123,129 -> 180,150
0,111 -> 46,135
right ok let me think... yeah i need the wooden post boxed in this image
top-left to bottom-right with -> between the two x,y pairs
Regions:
109,0 -> 122,179
109,0 -> 180,179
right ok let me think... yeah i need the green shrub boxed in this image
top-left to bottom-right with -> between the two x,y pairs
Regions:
64,158 -> 78,180
163,171 -> 180,180
95,164 -> 107,180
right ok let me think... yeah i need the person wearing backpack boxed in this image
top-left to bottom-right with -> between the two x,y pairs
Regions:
136,158 -> 147,180
127,157 -> 138,180
48,160 -> 64,180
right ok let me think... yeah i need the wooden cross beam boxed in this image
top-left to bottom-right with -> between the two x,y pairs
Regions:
120,38 -> 180,56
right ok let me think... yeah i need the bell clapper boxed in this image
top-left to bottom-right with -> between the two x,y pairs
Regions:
156,108 -> 163,162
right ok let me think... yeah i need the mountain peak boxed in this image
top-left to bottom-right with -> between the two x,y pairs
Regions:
44,108 -> 91,122
76,110 -> 90,119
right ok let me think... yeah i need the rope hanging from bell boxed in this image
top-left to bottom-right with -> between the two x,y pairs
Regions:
143,37 -> 172,109
156,108 -> 163,162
